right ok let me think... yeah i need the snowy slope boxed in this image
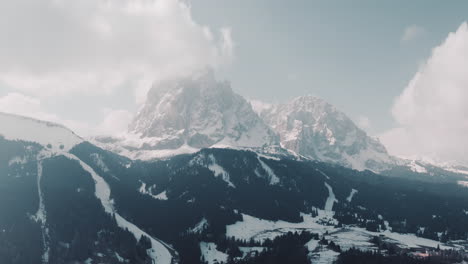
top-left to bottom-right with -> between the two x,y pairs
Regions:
0,112 -> 82,152
63,153 -> 174,264
256,96 -> 395,172
0,113 -> 177,263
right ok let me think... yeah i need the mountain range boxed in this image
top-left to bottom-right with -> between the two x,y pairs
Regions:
1,71 -> 468,264
94,71 -> 398,173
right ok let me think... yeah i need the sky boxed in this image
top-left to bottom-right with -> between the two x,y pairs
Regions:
1,0 -> 468,164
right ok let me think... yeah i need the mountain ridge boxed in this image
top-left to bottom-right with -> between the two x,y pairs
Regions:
94,72 -> 394,172
255,95 -> 395,171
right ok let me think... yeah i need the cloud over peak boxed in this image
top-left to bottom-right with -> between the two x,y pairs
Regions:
0,0 -> 234,100
0,0 -> 234,136
382,22 -> 468,165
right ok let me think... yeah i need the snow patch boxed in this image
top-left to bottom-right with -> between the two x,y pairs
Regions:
341,146 -> 393,172
90,153 -> 109,172
93,135 -> 200,161
154,191 -> 168,200
457,181 -> 468,188
256,156 -> 280,185
138,182 -> 168,200
199,242 -> 228,264
316,169 -> 330,179
444,167 -> 468,175
305,239 -> 319,252
310,248 -> 340,264
8,156 -> 27,166
114,252 -> 125,262
32,160 -> 50,264
324,183 -> 338,212
346,189 -> 358,202
409,160 -> 428,173
188,217 -> 208,234
207,154 -> 235,188
238,247 -> 266,258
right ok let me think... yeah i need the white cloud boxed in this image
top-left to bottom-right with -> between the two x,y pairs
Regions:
96,108 -> 133,135
0,92 -> 92,133
356,115 -> 371,132
249,99 -> 272,115
0,0 -> 234,136
0,92 -> 58,121
401,25 -> 425,42
0,92 -> 133,136
381,22 -> 468,165
0,0 -> 234,100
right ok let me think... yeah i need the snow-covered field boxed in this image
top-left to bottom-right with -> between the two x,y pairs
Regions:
324,228 -> 377,251
226,209 -> 454,260
226,212 -> 336,242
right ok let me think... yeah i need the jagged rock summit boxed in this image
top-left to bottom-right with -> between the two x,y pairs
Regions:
257,95 -> 395,171
94,70 -> 279,160
94,71 -> 395,171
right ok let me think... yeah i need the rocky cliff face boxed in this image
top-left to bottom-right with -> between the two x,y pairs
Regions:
93,71 -> 278,160
128,70 -> 278,150
95,72 -> 393,171
257,96 -> 395,171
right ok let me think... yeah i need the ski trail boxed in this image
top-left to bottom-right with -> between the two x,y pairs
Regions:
324,182 -> 338,212
207,154 -> 235,188
316,169 -> 330,180
33,160 -> 50,264
257,156 -> 280,185
346,189 -> 358,202
63,153 -> 175,264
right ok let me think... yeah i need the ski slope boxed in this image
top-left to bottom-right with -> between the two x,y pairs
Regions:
64,153 -> 175,264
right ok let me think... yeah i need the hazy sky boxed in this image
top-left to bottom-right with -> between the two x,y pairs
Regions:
190,1 -> 468,134
1,0 -> 468,164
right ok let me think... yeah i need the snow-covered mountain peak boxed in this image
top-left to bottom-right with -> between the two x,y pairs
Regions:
258,96 -> 394,171
98,71 -> 279,160
94,72 -> 393,169
0,112 -> 83,152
